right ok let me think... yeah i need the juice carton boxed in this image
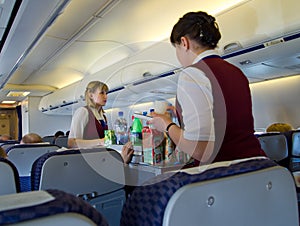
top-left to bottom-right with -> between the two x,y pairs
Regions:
142,126 -> 166,164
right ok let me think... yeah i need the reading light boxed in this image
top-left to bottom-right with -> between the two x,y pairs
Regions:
1,100 -> 16,104
6,91 -> 30,97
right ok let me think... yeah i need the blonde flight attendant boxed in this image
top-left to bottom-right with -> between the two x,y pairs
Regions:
68,81 -> 133,163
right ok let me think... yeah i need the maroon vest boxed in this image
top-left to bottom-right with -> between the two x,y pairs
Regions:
83,106 -> 108,139
176,55 -> 265,163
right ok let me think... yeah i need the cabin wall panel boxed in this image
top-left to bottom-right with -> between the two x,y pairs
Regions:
251,75 -> 300,130
22,97 -> 72,137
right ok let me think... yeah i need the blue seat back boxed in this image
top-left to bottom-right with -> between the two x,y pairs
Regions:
0,158 -> 20,194
6,144 -> 59,192
289,130 -> 300,171
257,133 -> 289,162
31,148 -> 126,226
121,158 -> 293,226
42,135 -> 55,144
0,189 -> 108,226
54,135 -> 68,147
292,131 -> 300,156
0,140 -> 20,152
162,162 -> 298,226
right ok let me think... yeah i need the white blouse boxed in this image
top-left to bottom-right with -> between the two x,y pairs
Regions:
177,50 -> 217,141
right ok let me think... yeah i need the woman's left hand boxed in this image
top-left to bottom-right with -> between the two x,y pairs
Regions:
121,141 -> 134,164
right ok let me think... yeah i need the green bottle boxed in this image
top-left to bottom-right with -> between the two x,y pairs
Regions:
130,116 -> 143,146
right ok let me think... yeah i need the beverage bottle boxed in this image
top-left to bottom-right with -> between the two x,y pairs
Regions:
141,111 -> 148,127
113,111 -> 128,145
130,115 -> 143,146
148,108 -> 155,127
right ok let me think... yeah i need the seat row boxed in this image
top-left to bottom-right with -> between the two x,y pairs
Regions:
0,135 -> 69,150
42,135 -> 69,147
256,129 -> 300,171
1,156 -> 299,225
1,146 -> 126,226
0,188 -> 109,225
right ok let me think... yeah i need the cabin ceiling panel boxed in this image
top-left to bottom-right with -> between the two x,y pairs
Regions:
6,66 -> 36,84
23,68 -> 84,89
4,0 -> 119,87
20,37 -> 67,70
79,58 -> 127,95
0,0 -> 16,40
87,45 -> 134,75
9,0 -> 121,87
79,0 -> 245,44
46,0 -> 114,40
0,0 -> 247,89
0,0 -> 67,77
39,41 -> 132,74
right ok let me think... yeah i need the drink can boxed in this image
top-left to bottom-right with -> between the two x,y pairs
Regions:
104,130 -> 116,146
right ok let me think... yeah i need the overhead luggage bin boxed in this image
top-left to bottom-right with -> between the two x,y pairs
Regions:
38,0 -> 300,114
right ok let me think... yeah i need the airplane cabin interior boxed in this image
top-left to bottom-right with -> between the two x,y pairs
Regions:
0,0 -> 300,225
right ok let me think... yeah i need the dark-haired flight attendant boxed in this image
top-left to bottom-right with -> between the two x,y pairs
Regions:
150,11 -> 266,165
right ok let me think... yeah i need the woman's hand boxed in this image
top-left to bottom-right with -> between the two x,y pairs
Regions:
121,141 -> 134,164
149,112 -> 173,132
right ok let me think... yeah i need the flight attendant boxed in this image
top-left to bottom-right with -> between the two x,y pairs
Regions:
150,11 -> 266,165
68,81 -> 133,163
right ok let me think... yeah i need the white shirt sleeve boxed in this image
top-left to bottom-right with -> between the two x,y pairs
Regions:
177,66 -> 215,141
68,107 -> 89,139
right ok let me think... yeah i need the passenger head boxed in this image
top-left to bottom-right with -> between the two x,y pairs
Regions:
0,147 -> 7,158
85,81 -> 109,109
54,130 -> 64,138
266,123 -> 293,133
20,133 -> 43,144
0,134 -> 12,141
170,11 -> 221,49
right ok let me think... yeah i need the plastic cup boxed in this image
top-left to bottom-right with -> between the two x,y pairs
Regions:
154,100 -> 168,114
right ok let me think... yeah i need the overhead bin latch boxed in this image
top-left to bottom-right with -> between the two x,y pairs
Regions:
264,38 -> 285,47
